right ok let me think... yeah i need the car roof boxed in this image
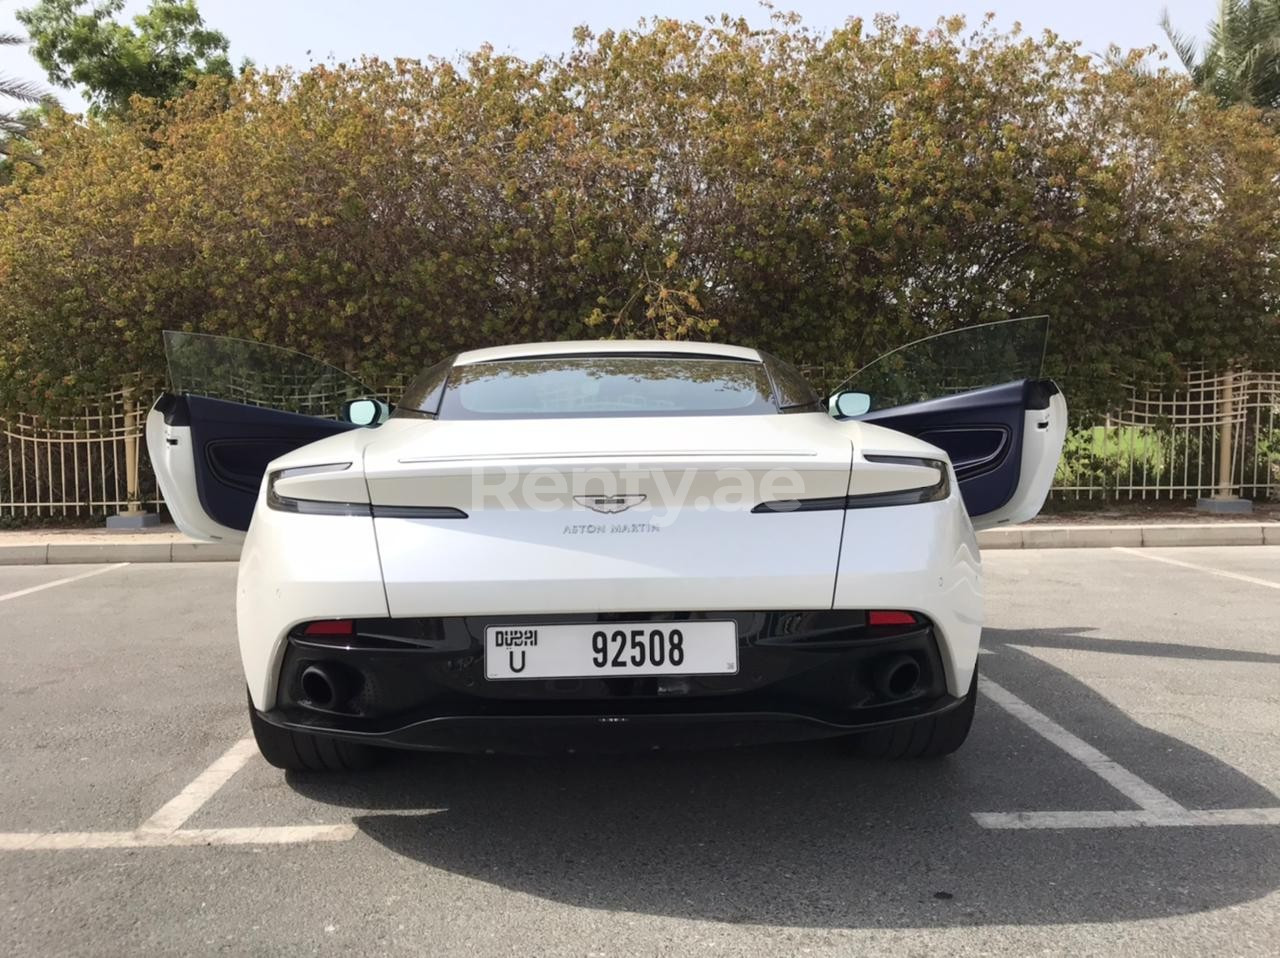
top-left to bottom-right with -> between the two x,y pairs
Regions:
453,340 -> 763,366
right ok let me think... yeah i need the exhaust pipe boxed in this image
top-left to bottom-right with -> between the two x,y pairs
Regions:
874,654 -> 921,701
300,662 -> 354,711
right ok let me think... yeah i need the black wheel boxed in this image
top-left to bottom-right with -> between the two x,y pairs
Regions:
846,667 -> 978,759
248,692 -> 379,772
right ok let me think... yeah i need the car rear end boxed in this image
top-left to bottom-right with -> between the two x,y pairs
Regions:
239,409 -> 980,755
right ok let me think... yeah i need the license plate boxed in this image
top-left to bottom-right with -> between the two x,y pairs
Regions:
484,621 -> 738,681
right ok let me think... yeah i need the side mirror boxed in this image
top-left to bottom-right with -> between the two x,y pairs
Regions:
828,391 -> 872,418
342,398 -> 389,426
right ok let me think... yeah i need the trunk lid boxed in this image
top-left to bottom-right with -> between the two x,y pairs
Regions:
363,414 -> 853,616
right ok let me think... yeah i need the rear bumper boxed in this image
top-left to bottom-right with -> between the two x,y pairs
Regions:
254,696 -> 967,755
237,487 -> 982,710
262,611 -> 961,755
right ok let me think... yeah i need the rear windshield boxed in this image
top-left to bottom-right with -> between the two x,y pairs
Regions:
427,355 -> 779,420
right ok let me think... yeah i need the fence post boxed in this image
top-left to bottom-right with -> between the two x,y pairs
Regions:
105,385 -> 161,529
1197,367 -> 1252,514
1216,371 -> 1234,498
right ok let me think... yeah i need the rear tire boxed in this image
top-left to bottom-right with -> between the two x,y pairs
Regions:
846,667 -> 978,759
248,692 -> 379,772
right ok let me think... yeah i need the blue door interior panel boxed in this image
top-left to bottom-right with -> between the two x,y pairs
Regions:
177,394 -> 355,531
859,380 -> 1031,519
911,426 -> 1009,476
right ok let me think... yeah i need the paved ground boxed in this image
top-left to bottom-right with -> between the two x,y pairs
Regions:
0,547 -> 1277,956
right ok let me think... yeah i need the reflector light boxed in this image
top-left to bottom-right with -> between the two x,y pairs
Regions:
303,619 -> 354,636
868,611 -> 916,626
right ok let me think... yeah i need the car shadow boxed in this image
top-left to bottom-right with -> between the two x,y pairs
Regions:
286,624 -> 1280,929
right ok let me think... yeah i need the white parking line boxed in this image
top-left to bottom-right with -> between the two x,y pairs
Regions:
139,738 -> 259,833
0,825 -> 357,851
0,563 -> 128,604
974,678 -> 1280,829
973,808 -> 1280,829
0,735 -> 359,852
1113,547 -> 1280,590
981,679 -> 1186,814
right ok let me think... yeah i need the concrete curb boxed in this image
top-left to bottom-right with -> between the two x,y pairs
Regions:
0,540 -> 241,565
976,522 -> 1280,550
0,523 -> 1276,564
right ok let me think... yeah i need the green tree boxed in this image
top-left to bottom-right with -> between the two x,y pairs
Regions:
1,30 -> 46,145
0,16 -> 1276,417
1,30 -> 51,186
16,0 -> 233,116
1162,0 -> 1280,109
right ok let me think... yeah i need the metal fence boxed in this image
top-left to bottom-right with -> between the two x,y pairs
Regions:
2,369 -> 1277,521
1050,369 -> 1279,502
0,388 -> 160,519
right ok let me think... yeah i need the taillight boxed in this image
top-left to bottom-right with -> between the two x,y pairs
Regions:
868,610 -> 916,626
266,463 -> 368,516
751,457 -> 949,513
845,457 -> 950,508
303,619 -> 355,636
266,464 -> 468,519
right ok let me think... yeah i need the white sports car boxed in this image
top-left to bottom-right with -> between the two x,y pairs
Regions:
148,319 -> 1065,771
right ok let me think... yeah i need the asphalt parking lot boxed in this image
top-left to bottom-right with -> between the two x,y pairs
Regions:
0,546 -> 1277,956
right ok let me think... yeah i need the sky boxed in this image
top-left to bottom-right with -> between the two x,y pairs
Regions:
3,0 -> 1214,114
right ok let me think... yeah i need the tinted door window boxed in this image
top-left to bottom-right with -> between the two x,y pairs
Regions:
163,331 -> 370,419
839,316 -> 1050,412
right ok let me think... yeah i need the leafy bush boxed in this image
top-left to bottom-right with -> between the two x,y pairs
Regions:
1254,426 -> 1280,496
1055,426 -> 1170,490
0,14 -> 1277,417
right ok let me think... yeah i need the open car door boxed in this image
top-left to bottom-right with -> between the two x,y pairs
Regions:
147,332 -> 377,542
830,317 -> 1066,531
